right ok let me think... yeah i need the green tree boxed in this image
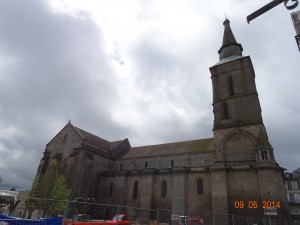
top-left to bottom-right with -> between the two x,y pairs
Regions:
26,160 -> 71,217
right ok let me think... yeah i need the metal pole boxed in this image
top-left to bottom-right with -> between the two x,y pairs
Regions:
268,216 -> 271,225
157,208 -> 159,224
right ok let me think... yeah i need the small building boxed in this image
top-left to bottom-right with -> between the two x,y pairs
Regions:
284,168 -> 300,224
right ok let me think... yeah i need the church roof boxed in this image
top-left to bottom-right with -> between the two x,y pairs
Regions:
71,124 -> 124,150
73,125 -> 112,149
122,138 -> 214,158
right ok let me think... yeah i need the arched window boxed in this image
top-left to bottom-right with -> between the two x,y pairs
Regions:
132,181 -> 138,199
200,158 -> 205,167
228,76 -> 235,95
161,180 -> 167,198
197,179 -> 203,195
171,160 -> 174,168
109,182 -> 113,197
223,102 -> 229,119
145,161 -> 148,168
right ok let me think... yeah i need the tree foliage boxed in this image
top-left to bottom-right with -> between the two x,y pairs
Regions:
26,160 -> 71,217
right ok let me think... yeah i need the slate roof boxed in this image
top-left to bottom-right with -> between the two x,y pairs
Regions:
256,129 -> 273,150
72,125 -> 124,150
122,138 -> 215,158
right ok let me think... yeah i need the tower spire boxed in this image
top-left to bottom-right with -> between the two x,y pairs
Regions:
218,19 -> 243,60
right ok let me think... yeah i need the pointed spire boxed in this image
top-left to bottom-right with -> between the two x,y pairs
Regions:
218,19 -> 243,60
256,129 -> 273,150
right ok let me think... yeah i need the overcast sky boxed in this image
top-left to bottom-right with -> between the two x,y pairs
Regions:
0,0 -> 299,190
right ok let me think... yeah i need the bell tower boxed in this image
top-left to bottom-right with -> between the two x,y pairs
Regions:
210,18 -> 263,131
209,19 -> 291,224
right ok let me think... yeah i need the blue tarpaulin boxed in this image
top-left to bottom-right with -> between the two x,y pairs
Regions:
0,214 -> 63,225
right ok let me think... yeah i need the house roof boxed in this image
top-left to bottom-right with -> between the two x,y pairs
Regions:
122,138 -> 215,158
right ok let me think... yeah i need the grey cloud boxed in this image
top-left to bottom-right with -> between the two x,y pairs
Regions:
0,0 -> 121,189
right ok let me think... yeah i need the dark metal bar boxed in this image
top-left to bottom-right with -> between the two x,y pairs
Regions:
247,0 -> 285,23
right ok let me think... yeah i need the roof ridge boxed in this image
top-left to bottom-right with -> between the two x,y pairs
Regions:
131,137 -> 214,148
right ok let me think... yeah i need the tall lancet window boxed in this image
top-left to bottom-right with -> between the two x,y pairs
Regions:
161,180 -> 167,198
132,181 -> 138,199
223,102 -> 229,119
228,76 -> 235,95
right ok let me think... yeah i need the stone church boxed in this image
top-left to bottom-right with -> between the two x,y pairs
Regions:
33,19 -> 291,225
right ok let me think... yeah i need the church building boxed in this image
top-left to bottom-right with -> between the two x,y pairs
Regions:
33,19 -> 291,225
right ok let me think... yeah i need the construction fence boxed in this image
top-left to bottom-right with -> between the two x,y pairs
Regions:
6,198 -> 291,225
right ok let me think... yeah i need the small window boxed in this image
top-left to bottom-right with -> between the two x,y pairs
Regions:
261,151 -> 265,160
161,180 -> 167,198
228,76 -> 235,95
120,164 -> 123,170
223,102 -> 229,119
298,181 -> 300,189
197,179 -> 203,195
290,193 -> 295,202
132,181 -> 138,199
109,182 -> 113,197
171,160 -> 174,168
145,162 -> 148,168
264,150 -> 268,160
287,182 -> 292,190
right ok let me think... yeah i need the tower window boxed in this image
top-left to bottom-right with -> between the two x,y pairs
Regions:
145,161 -> 148,168
263,150 -> 268,160
161,180 -> 167,198
228,76 -> 235,95
261,150 -> 265,160
132,181 -> 138,199
196,179 -> 203,195
223,102 -> 229,119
